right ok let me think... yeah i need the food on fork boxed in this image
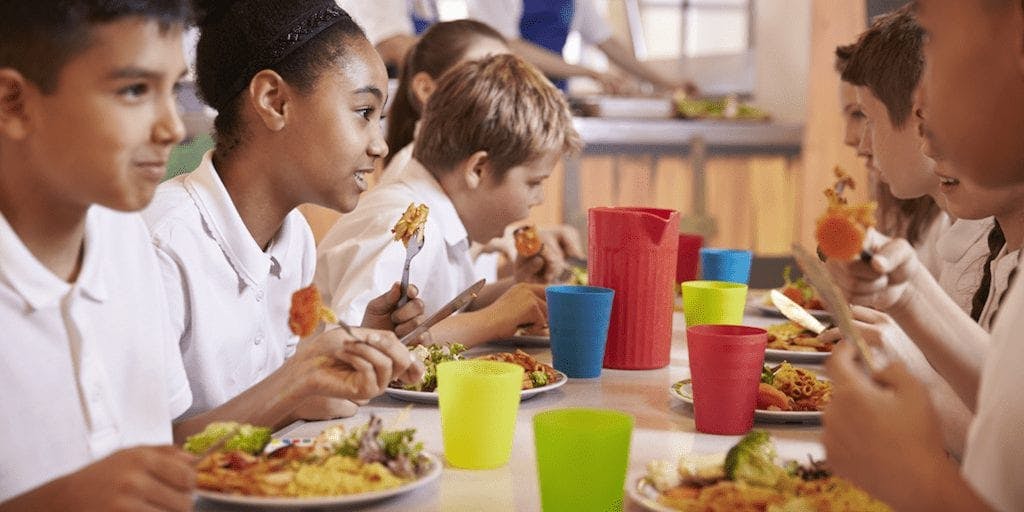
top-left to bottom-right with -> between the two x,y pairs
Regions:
288,284 -> 337,337
392,203 -> 429,247
642,431 -> 891,511
513,225 -> 543,258
815,167 -> 877,261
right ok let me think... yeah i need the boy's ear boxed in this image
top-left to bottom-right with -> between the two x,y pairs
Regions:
461,150 -> 491,190
0,69 -> 31,140
410,72 -> 436,108
248,69 -> 290,132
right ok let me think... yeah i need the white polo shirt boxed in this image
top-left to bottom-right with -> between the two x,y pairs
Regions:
143,152 -> 315,419
468,0 -> 614,47
315,158 -> 479,323
937,218 -> 995,316
963,270 -> 1024,511
0,207 -> 191,501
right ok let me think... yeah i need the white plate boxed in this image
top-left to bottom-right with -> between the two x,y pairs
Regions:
753,303 -> 832,321
385,371 -> 568,404
627,477 -> 677,512
194,451 -> 442,509
492,334 -> 550,347
669,379 -> 821,423
763,347 -> 830,364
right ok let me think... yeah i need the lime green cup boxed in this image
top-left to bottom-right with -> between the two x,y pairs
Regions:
437,360 -> 523,469
533,408 -> 634,512
681,280 -> 749,327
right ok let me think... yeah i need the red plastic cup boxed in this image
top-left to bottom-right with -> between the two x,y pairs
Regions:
676,233 -> 704,284
685,325 -> 767,435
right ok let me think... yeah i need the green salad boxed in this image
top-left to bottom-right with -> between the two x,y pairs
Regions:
398,343 -> 468,392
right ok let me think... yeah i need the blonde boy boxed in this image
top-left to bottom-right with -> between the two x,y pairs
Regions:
316,54 -> 582,347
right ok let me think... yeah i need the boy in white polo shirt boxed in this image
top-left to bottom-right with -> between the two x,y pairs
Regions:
316,54 -> 582,347
0,2 -> 196,509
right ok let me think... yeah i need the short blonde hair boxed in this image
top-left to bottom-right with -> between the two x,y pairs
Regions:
413,53 -> 582,179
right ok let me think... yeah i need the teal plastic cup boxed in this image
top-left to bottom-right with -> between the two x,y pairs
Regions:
533,408 -> 634,512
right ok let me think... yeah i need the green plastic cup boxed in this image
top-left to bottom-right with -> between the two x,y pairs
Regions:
681,280 -> 748,327
533,408 -> 634,512
437,360 -> 523,469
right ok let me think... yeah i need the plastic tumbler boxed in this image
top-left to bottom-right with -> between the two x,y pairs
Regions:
686,325 -> 767,435
681,280 -> 748,327
676,233 -> 704,284
546,285 -> 615,378
699,248 -> 753,284
534,408 -> 634,512
437,360 -> 523,469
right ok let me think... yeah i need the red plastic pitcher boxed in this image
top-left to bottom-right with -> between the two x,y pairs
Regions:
589,207 -> 679,369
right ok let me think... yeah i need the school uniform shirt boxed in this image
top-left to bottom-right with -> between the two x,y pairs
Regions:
937,218 -> 995,316
914,211 -> 952,280
963,269 -> 1024,511
315,157 -> 479,323
0,207 -> 191,501
976,246 -> 1021,331
143,152 -> 315,418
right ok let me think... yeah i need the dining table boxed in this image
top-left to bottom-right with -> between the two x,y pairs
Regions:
195,295 -> 825,512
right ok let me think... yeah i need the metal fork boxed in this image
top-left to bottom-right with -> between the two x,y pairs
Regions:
335,318 -> 363,342
397,230 -> 425,307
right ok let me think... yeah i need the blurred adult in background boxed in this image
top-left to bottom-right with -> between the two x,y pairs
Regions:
467,0 -> 697,94
335,0 -> 438,75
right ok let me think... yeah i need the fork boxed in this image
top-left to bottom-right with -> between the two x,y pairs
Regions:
397,229 -> 425,307
335,318 -> 364,342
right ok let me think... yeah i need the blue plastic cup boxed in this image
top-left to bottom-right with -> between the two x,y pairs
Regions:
699,248 -> 753,284
546,286 -> 615,378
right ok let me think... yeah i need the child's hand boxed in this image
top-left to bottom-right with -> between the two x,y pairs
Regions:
292,328 -> 424,400
822,342 -> 949,512
824,230 -> 923,311
2,446 -> 195,511
485,283 -> 548,338
362,283 -> 426,339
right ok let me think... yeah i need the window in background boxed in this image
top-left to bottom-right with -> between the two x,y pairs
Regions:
633,0 -> 752,58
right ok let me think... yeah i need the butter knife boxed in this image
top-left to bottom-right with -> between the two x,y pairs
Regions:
398,279 -> 486,346
769,289 -> 827,335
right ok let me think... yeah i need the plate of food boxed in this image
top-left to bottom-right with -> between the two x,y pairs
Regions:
629,431 -> 892,512
190,417 -> 441,509
385,344 -> 567,404
760,320 -> 834,363
670,362 -> 830,423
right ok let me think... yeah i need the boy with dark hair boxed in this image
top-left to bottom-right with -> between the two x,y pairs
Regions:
823,1 -> 1024,510
0,2 -> 194,509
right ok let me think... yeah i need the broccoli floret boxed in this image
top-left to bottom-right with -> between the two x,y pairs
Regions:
724,431 -> 787,488
761,365 -> 775,385
183,422 -> 271,456
530,370 -> 549,387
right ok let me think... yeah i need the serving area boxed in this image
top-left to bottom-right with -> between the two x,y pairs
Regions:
195,305 -> 823,512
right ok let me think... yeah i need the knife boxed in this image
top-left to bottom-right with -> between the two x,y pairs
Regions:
398,278 -> 486,346
791,244 -> 878,371
769,289 -> 827,335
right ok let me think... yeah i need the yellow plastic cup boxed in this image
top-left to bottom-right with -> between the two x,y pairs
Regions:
681,280 -> 748,327
437,360 -> 524,469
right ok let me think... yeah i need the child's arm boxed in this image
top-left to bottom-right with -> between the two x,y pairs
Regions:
0,446 -> 194,512
429,283 -> 547,347
171,328 -> 424,442
826,234 -> 989,410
